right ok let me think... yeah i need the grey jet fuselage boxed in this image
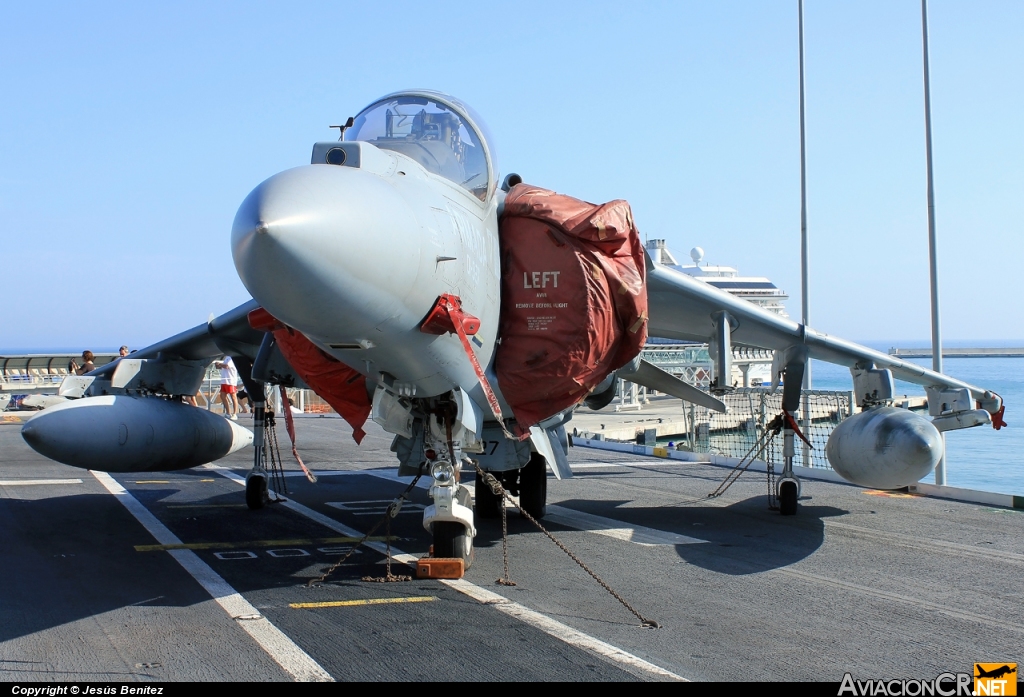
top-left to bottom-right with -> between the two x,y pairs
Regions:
232,91 -> 504,413
19,88 -> 1008,565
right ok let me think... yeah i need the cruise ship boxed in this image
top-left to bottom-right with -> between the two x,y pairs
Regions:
643,239 -> 788,387
645,239 -> 789,317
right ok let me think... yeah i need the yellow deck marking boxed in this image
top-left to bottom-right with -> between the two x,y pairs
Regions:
135,535 -> 393,552
290,597 -> 436,609
863,490 -> 921,499
135,479 -> 215,486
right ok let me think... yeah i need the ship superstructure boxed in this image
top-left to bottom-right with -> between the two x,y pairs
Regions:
645,239 -> 789,318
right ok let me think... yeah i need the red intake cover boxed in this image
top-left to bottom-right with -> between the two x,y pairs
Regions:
248,309 -> 370,444
496,184 -> 647,432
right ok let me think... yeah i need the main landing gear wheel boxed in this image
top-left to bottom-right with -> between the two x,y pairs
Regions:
779,480 -> 798,516
246,474 -> 268,510
518,453 -> 547,520
475,472 -> 502,519
432,521 -> 473,569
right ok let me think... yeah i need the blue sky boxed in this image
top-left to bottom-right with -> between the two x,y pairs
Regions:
1,1 -> 1021,351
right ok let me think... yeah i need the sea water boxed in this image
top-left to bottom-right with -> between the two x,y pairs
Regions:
811,354 -> 1023,496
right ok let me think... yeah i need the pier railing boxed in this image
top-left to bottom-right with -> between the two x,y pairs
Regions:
651,388 -> 868,470
1,357 -> 333,415
194,366 -> 334,415
639,344 -> 774,389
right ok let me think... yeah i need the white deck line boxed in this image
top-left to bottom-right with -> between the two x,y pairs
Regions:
778,566 -> 1024,634
444,579 -> 685,681
0,478 -> 83,485
348,468 -> 704,547
272,469 -> 383,477
90,471 -> 333,682
211,467 -> 685,681
545,505 -> 705,546
570,461 -> 694,469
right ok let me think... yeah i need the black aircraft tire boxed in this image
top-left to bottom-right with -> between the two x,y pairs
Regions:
246,476 -> 267,510
779,480 -> 798,516
518,453 -> 547,520
433,521 -> 473,569
475,473 -> 502,519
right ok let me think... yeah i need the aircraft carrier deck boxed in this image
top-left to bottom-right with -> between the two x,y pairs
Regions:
2,413 -> 1022,682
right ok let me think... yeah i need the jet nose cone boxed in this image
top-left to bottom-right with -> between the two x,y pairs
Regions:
231,164 -> 424,336
230,172 -> 314,267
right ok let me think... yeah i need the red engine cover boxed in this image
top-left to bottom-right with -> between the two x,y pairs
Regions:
496,184 -> 648,432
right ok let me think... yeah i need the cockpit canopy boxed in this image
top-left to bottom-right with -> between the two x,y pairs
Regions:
346,91 -> 496,201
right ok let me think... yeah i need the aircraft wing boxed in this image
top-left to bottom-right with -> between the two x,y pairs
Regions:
645,255 -> 999,403
90,300 -> 263,378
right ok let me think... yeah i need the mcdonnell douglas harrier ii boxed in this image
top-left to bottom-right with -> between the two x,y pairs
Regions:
21,90 -> 1006,568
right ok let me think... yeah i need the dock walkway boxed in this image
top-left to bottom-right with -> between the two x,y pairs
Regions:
889,347 -> 1024,358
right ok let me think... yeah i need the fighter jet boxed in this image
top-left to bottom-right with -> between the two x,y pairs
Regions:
21,90 -> 1006,568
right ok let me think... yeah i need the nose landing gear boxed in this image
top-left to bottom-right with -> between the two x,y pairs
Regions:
422,418 -> 476,571
421,479 -> 475,575
432,521 -> 473,566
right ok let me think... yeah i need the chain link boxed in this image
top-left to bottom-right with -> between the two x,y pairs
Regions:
706,429 -> 776,499
705,412 -> 784,511
470,460 -> 658,628
264,411 -> 288,502
363,512 -> 413,583
306,474 -> 422,587
478,470 -> 516,586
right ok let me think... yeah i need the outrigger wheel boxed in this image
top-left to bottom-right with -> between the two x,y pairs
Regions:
245,473 -> 269,510
779,480 -> 798,516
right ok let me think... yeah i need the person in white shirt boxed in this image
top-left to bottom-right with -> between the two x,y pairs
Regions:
214,356 -> 240,420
